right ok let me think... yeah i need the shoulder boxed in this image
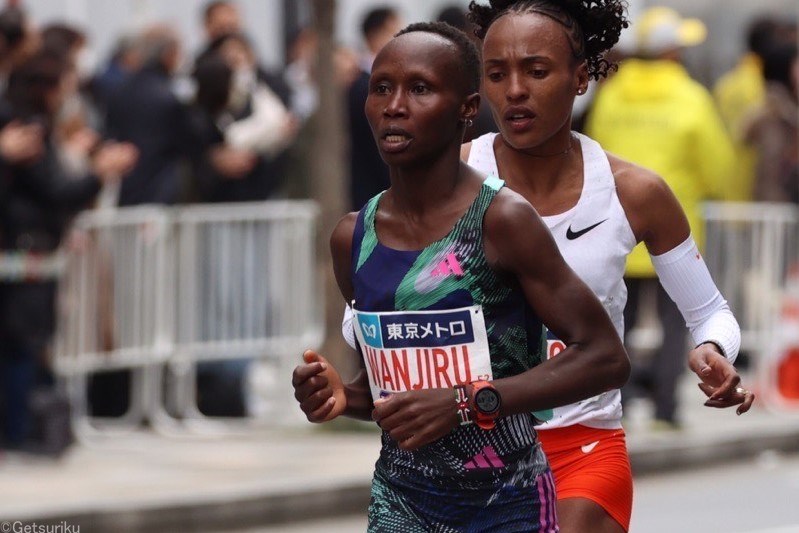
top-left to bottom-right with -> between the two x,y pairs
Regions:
484,187 -> 544,240
330,211 -> 359,253
607,152 -> 689,245
607,152 -> 673,214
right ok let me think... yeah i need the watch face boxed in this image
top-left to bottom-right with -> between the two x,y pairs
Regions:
475,388 -> 500,414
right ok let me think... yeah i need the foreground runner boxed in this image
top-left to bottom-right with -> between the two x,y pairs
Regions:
293,22 -> 629,532
461,1 -> 756,531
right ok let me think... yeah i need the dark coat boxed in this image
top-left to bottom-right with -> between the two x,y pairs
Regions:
105,65 -> 198,206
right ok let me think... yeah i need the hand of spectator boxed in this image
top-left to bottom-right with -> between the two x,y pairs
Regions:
92,142 -> 139,183
209,145 -> 257,179
689,344 -> 755,415
63,127 -> 100,158
279,114 -> 301,144
292,350 -> 347,423
0,121 -> 44,165
371,388 -> 458,451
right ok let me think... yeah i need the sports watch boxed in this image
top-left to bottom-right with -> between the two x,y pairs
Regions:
470,380 -> 501,430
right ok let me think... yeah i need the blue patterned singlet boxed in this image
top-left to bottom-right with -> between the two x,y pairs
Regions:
350,177 -> 558,532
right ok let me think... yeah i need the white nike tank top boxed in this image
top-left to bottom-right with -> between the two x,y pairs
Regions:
468,132 -> 637,430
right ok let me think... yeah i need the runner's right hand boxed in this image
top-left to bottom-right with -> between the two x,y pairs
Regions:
292,350 -> 347,422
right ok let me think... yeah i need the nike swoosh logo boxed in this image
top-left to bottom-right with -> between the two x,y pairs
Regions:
581,441 -> 600,454
566,219 -> 608,240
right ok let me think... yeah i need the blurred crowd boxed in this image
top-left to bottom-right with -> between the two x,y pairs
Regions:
0,0 -> 797,451
0,0 -> 325,452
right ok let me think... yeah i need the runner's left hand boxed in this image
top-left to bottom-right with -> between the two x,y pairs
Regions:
688,344 -> 754,415
371,388 -> 458,451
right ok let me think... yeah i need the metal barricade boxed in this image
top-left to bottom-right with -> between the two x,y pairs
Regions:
165,201 -> 322,430
53,200 -> 321,437
704,201 -> 799,408
53,206 -> 173,437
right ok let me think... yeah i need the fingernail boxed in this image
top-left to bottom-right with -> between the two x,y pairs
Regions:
320,362 -> 327,370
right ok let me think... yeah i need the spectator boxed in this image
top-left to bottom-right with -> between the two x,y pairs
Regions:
105,25 -> 197,206
89,35 -> 140,118
745,42 -> 798,203
197,1 -> 292,107
713,17 -> 785,201
192,34 -> 297,202
0,5 -> 43,189
586,6 -> 736,429
202,0 -> 241,43
0,50 -> 136,449
0,6 -> 39,89
41,23 -> 99,180
348,6 -> 402,211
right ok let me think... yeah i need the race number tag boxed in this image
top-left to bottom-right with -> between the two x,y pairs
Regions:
546,328 -> 566,360
352,305 -> 493,402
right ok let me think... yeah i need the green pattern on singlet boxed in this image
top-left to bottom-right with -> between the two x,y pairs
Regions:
357,175 -> 543,379
356,194 -> 381,271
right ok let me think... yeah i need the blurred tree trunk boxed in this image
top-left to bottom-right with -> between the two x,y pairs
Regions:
309,0 -> 355,375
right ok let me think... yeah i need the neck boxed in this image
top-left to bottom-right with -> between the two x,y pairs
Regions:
496,128 -> 580,196
386,143 -> 463,215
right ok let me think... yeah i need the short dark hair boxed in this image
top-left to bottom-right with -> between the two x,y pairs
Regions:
762,42 -> 797,92
395,21 -> 481,94
42,23 -> 86,55
747,17 -> 781,59
468,0 -> 628,80
207,31 -> 252,55
361,7 -> 398,40
193,52 -> 233,115
6,50 -> 68,119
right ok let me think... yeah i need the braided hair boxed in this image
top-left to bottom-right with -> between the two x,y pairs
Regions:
467,0 -> 628,80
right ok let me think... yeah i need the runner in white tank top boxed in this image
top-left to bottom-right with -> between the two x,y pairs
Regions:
468,131 -> 635,430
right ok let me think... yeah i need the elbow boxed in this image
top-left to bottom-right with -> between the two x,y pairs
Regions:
601,342 -> 631,391
612,349 -> 632,390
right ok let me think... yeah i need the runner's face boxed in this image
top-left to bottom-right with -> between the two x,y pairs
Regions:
365,33 -> 473,167
481,12 -> 587,151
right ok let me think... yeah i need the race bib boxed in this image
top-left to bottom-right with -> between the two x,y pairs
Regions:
352,305 -> 493,402
546,328 -> 567,360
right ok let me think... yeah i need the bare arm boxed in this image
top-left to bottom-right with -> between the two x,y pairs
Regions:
482,189 -> 630,415
613,157 -> 753,414
372,187 -> 630,450
291,214 -> 375,422
328,213 -> 377,420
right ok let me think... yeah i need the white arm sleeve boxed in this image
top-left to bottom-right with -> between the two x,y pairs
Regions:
651,235 -> 740,363
342,304 -> 357,350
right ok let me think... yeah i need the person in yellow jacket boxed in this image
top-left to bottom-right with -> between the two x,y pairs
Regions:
586,6 -> 736,428
713,17 -> 783,201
